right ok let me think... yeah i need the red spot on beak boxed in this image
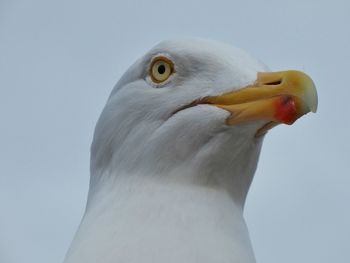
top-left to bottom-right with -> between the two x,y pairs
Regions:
274,96 -> 298,124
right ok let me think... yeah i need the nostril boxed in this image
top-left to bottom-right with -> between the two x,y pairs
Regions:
265,79 -> 282,85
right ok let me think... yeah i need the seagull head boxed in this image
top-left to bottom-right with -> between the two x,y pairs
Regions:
90,38 -> 317,204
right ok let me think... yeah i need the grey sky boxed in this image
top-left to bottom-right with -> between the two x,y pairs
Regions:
0,0 -> 349,262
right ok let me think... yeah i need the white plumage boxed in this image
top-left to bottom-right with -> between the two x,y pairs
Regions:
64,38 -> 317,263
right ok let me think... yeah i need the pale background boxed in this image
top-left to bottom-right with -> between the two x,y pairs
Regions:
0,0 -> 349,262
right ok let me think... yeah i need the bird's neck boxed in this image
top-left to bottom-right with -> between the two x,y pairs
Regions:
65,135 -> 263,263
65,170 -> 257,263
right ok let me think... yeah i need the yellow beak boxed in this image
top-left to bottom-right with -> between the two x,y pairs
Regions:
203,70 -> 318,137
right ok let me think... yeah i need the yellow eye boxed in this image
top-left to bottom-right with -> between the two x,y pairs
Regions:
150,57 -> 174,83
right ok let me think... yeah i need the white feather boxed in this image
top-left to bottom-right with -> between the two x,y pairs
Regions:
64,38 -> 268,263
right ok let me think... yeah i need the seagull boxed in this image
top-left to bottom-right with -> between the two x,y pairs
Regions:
64,38 -> 317,263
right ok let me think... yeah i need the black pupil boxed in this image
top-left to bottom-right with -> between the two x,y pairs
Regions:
157,64 -> 166,74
